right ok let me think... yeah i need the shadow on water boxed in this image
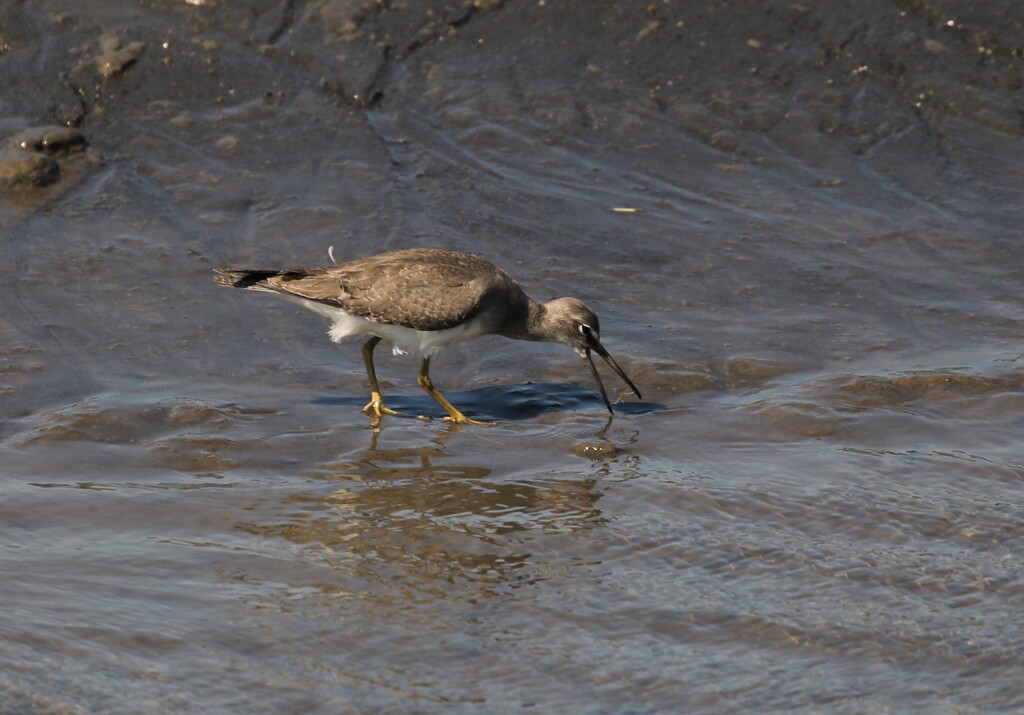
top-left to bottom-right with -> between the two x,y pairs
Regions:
311,381 -> 661,421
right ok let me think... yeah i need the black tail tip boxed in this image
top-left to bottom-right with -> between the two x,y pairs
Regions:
213,269 -> 276,288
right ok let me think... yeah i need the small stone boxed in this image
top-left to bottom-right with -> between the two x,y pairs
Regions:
570,441 -> 623,461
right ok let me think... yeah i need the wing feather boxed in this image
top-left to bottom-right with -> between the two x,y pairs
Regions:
229,249 -> 512,332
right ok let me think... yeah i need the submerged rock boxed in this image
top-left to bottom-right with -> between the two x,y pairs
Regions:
571,441 -> 623,461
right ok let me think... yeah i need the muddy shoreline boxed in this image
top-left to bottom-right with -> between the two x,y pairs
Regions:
3,1 -> 1023,712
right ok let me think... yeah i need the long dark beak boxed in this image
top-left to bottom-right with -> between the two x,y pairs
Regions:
584,341 -> 642,414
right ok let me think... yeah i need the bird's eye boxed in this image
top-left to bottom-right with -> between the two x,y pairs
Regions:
579,324 -> 592,336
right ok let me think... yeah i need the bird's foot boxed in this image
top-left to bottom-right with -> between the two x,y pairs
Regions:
362,398 -> 431,422
442,413 -> 495,426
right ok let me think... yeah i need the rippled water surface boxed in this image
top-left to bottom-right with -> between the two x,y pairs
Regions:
2,1 -> 1023,712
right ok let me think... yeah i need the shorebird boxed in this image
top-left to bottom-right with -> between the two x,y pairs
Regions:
214,248 -> 641,424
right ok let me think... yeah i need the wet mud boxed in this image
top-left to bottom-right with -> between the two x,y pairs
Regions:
2,0 -> 1023,712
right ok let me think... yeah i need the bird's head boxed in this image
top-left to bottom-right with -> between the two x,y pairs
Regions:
543,298 -> 642,413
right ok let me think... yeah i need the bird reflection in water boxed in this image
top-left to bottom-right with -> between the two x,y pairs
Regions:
234,428 -> 613,604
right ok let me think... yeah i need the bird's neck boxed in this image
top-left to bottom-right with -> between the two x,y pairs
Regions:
499,298 -> 550,342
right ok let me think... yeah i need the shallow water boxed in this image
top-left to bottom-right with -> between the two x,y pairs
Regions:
2,1 -> 1023,712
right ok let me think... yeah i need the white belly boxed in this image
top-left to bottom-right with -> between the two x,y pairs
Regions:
276,293 -> 490,358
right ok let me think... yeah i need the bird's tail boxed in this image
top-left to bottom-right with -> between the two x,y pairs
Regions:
213,268 -> 285,290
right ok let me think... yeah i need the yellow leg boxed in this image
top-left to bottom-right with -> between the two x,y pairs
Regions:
417,357 -> 491,425
360,337 -> 405,422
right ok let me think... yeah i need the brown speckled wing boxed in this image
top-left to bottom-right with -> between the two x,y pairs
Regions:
261,249 -> 508,332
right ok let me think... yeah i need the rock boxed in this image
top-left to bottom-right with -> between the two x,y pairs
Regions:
10,125 -> 86,155
0,150 -> 60,188
570,441 -> 623,461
